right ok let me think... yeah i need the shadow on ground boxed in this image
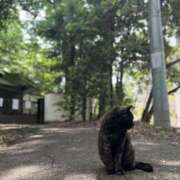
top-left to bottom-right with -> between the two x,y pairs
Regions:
0,123 -> 180,180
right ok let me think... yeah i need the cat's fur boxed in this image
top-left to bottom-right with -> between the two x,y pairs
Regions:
98,106 -> 153,175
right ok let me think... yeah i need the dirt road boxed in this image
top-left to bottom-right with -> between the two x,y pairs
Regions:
0,123 -> 180,180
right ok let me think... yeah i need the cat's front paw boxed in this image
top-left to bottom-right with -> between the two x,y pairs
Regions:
115,167 -> 125,175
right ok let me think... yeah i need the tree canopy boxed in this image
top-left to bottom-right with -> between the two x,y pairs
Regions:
0,0 -> 179,121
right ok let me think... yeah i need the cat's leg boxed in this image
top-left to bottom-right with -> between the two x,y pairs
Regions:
121,134 -> 135,171
98,134 -> 115,174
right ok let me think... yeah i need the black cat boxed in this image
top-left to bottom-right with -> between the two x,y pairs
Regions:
98,106 -> 153,175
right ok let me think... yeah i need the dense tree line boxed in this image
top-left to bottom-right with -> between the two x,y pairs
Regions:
0,0 -> 179,122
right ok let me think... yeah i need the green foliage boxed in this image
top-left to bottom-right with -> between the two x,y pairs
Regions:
0,0 -> 179,121
0,18 -> 23,73
168,46 -> 180,83
0,13 -> 61,95
20,0 -> 179,120
0,0 -> 16,28
18,45 -> 62,95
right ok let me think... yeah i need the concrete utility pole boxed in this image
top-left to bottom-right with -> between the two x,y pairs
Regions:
149,0 -> 170,127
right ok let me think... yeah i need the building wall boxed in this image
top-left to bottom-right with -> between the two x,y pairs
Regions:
23,94 -> 38,115
45,93 -> 68,122
175,92 -> 180,127
0,89 -> 23,114
44,93 -> 95,122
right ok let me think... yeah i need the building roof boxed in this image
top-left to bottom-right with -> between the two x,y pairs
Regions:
0,78 -> 16,86
0,73 -> 33,92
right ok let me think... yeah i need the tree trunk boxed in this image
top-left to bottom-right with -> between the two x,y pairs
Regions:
141,59 -> 180,123
98,88 -> 107,118
62,35 -> 76,121
141,90 -> 152,122
103,6 -> 116,108
81,92 -> 87,122
109,64 -> 114,108
115,61 -> 124,105
141,84 -> 180,123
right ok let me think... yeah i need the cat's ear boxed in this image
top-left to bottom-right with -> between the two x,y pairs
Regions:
126,105 -> 134,111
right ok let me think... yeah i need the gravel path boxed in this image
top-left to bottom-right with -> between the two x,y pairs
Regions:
0,123 -> 180,180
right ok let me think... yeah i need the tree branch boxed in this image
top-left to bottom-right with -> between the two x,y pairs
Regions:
167,58 -> 180,68
141,59 -> 180,123
168,84 -> 180,94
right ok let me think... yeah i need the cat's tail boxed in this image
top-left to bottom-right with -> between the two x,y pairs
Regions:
135,161 -> 153,172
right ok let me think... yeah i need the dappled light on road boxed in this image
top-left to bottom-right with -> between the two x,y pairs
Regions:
158,160 -> 180,166
0,123 -> 180,179
64,173 -> 97,180
0,165 -> 44,180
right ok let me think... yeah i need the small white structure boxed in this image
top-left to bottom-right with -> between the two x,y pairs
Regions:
12,99 -> 19,110
175,92 -> 180,127
45,93 -> 68,122
0,97 -> 3,107
44,93 -> 97,122
23,94 -> 38,115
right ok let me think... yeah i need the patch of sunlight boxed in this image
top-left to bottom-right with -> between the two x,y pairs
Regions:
41,128 -> 72,133
67,147 -> 82,152
25,139 -> 46,146
24,138 -> 57,147
159,160 -> 180,166
0,165 -> 42,180
12,148 -> 35,155
0,124 -> 27,130
64,173 -> 97,180
30,134 -> 44,139
41,128 -> 81,134
133,141 -> 159,146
